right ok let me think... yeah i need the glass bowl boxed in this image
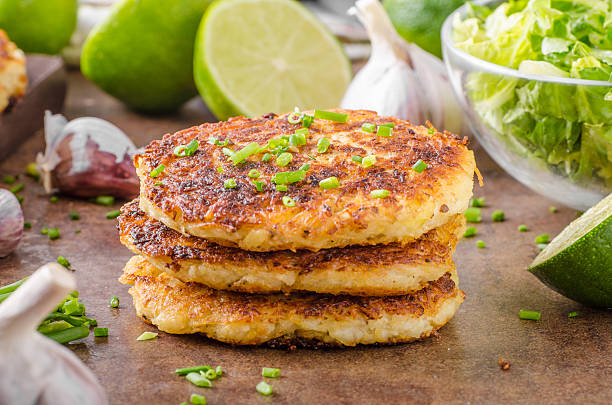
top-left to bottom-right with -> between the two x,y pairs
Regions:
441,0 -> 611,210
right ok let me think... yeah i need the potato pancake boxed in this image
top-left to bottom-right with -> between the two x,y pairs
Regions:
135,109 -> 475,251
119,256 -> 465,347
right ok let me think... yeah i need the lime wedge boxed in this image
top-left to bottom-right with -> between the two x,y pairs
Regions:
528,193 -> 612,308
193,0 -> 351,120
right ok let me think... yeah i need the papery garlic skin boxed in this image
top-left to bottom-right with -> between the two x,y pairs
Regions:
0,189 -> 23,258
36,111 -> 139,199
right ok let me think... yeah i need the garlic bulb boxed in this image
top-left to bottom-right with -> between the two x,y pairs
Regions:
0,189 -> 23,258
0,263 -> 107,404
36,111 -> 139,199
341,0 -> 465,135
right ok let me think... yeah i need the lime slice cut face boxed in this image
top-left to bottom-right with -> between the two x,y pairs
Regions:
194,0 -> 352,120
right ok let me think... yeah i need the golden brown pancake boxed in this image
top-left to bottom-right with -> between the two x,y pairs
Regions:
135,109 -> 475,251
119,256 -> 465,347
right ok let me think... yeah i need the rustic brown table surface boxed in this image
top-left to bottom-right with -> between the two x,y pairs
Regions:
1,72 -> 610,405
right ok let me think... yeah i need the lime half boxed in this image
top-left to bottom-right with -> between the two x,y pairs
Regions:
194,0 -> 351,120
528,194 -> 612,308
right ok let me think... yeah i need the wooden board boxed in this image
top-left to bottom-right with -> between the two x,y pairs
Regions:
0,72 -> 610,404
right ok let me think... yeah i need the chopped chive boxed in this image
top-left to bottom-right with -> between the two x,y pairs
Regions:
535,234 -> 550,244
216,167 -> 223,173
362,155 -> 377,168
519,310 -> 540,321
549,206 -> 558,213
136,331 -> 158,341
272,170 -> 305,185
190,394 -> 207,404
295,128 -> 309,136
254,181 -> 265,192
16,195 -> 23,204
49,196 -> 59,203
302,114 -> 314,128
518,224 -> 528,232
93,195 -> 114,206
230,142 -> 260,165
110,296 -> 119,308
75,229 -> 81,234
412,159 -> 428,173
351,155 -> 363,163
23,222 -> 31,229
319,177 -> 340,189
262,368 -> 280,378
428,128 -> 435,134
276,152 -> 293,167
282,196 -> 296,207
175,366 -> 212,376
0,277 -> 28,295
149,164 -> 165,178
9,183 -> 24,193
26,162 -> 40,180
463,226 -> 477,238
44,325 -> 90,344
48,227 -> 60,240
287,111 -> 302,124
215,366 -> 223,376
57,256 -> 70,268
464,207 -> 482,223
204,369 -> 217,380
361,123 -> 375,133
370,189 -> 389,199
471,197 -> 485,207
568,312 -> 578,318
248,169 -> 261,179
224,178 -> 237,189
313,109 -> 348,123
476,240 -> 486,248
69,211 -> 80,220
380,122 -> 395,128
492,210 -> 505,222
106,210 -> 121,219
222,147 -> 235,157
207,136 -> 217,145
41,226 -> 48,235
62,299 -> 81,315
317,137 -> 331,153
94,327 -> 109,337
376,125 -> 393,137
276,184 -> 288,192
174,139 -> 199,157
299,163 -> 310,171
186,372 -> 212,388
256,381 -> 273,396
3,175 -> 15,184
289,133 -> 306,146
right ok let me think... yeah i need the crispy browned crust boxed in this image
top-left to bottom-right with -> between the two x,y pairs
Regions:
135,109 -> 475,251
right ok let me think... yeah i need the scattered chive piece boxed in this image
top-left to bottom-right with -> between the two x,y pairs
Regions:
106,210 -> 121,219
26,162 -> 40,180
9,183 -> 24,193
412,159 -> 428,173
428,128 -> 435,134
464,207 -> 482,223
362,155 -> 377,168
248,169 -> 261,179
272,170 -> 305,185
317,137 -> 331,153
48,227 -> 60,240
519,309 -> 541,321
190,394 -> 207,405
295,128 -> 309,136
256,381 -> 273,396
230,142 -> 260,165
16,195 -> 23,204
471,197 -> 485,207
174,366 -> 212,376
62,299 -> 81,315
370,189 -> 389,199
289,133 -> 306,146
23,222 -> 31,229
41,227 -> 48,235
180,402 -> 188,405
476,240 -> 486,248
75,229 -> 81,234
222,147 -> 235,157
518,224 -> 528,232
302,114 -> 314,128
549,206 -> 558,213
110,296 -> 119,308
275,184 -> 288,192
57,256 -> 70,268
174,139 -> 199,157
3,175 -> 15,184
282,196 -> 296,207
254,181 -> 265,192
299,163 -> 310,171
535,234 -> 550,244
276,152 -> 293,167
464,226 -> 477,238
94,327 -> 108,337
224,178 -> 237,189
149,164 -> 165,178
306,154 -> 317,160
44,326 -> 90,344
351,155 -> 363,163
153,183 -> 162,187
492,210 -> 505,222
376,125 -> 393,137
94,195 -> 114,206
136,331 -> 158,341
361,123 -> 376,133
215,366 -> 222,376
204,369 -> 217,380
319,177 -> 340,189
262,368 -> 280,378
568,312 -> 579,318
380,122 -> 395,128
69,211 -> 80,220
287,111 -> 302,124
216,167 -> 223,173
313,109 -> 348,123
186,372 -> 212,388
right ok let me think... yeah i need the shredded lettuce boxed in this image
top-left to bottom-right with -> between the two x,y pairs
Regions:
453,0 -> 612,190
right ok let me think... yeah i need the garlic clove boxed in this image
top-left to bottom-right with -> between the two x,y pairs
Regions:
0,189 -> 23,258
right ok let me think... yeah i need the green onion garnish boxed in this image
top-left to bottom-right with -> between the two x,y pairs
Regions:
26,162 -> 40,180
519,310 -> 540,321
314,109 -> 348,123
75,229 -> 81,234
94,327 -> 108,337
276,152 -> 293,167
248,169 -> 261,179
149,164 -> 165,178
306,154 -> 317,160
428,128 -> 435,134
362,155 -> 376,168
464,226 -> 477,238
106,210 -> 121,219
464,207 -> 482,223
136,331 -> 158,341
23,222 -> 31,229
57,256 -> 70,268
16,195 -> 23,204
3,175 -> 15,184
568,312 -> 578,318
9,183 -> 24,193
216,366 -> 223,376
317,137 -> 331,153
224,178 -> 237,189
319,177 -> 340,189
289,133 -> 306,146
254,181 -> 265,192
412,159 -> 428,173
276,185 -> 288,192
351,155 -> 363,163
230,142 -> 260,165
302,114 -> 314,128
282,196 -> 296,207
222,147 -> 235,158
174,139 -> 199,157
380,122 -> 395,128
476,240 -> 486,248
287,111 -> 302,124
94,195 -> 114,206
535,234 -> 550,244
256,381 -> 273,396
216,167 -> 223,173
69,211 -> 79,220
175,366 -> 212,376
186,372 -> 212,388
295,128 -> 309,136
299,163 -> 310,171
361,123 -> 375,133
370,189 -> 389,199
518,224 -> 528,232
41,227 -> 48,235
204,369 -> 217,380
376,125 -> 393,137
44,326 -> 90,344
471,197 -> 485,207
62,299 -> 81,315
549,206 -> 558,213
190,394 -> 207,404
49,196 -> 58,203
262,367 -> 280,378
48,227 -> 60,240
110,296 -> 119,308
492,210 -> 505,222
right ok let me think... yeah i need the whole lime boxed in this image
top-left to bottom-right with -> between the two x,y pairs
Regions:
383,0 -> 466,58
0,0 -> 77,54
81,0 -> 212,113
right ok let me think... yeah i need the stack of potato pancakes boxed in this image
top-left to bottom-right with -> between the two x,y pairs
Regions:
118,109 -> 476,347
